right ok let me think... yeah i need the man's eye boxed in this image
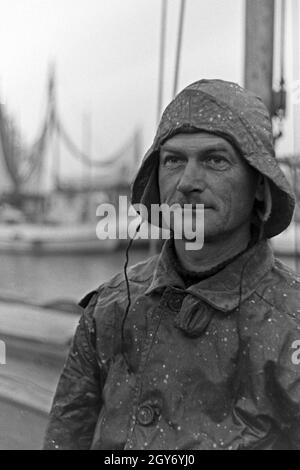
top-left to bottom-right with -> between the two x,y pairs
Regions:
205,155 -> 229,169
163,156 -> 184,167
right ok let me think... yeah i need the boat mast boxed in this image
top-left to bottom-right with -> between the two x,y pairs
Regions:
292,0 -> 300,154
244,0 -> 275,112
149,0 -> 168,256
291,0 -> 300,270
173,0 -> 186,97
157,0 -> 168,124
49,65 -> 60,191
245,0 -> 300,270
81,111 -> 92,222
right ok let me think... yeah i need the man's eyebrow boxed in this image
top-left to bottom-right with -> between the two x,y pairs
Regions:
160,144 -> 184,153
160,143 -> 232,154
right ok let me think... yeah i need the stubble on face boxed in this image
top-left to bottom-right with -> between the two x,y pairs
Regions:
158,132 -> 259,244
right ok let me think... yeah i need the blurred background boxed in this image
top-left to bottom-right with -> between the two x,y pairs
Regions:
0,0 -> 299,449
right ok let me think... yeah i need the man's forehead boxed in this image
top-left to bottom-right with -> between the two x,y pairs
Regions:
160,132 -> 236,153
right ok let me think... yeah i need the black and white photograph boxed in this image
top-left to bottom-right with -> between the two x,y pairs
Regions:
0,0 -> 300,452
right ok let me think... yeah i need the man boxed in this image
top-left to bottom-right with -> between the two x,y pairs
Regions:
44,79 -> 300,450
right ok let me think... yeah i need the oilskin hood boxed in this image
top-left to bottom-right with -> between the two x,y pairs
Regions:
131,79 -> 295,238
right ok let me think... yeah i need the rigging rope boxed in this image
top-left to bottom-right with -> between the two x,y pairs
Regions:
0,64 -> 139,192
55,118 -> 136,168
0,100 -> 51,187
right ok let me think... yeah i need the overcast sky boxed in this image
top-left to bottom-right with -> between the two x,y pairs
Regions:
0,0 -> 299,179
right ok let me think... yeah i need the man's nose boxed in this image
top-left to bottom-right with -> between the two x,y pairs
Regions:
176,161 -> 206,195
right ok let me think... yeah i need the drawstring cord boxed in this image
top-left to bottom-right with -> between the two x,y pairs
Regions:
121,222 -> 141,371
121,215 -> 262,373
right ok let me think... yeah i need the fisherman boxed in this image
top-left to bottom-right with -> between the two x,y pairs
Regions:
44,79 -> 300,450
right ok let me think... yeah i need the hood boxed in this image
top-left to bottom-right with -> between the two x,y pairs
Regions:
131,79 -> 295,239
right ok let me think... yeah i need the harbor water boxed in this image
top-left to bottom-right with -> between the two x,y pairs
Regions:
0,249 -> 298,304
0,247 -> 150,304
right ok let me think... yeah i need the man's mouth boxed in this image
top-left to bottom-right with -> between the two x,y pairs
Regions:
176,202 -> 211,208
167,200 -> 214,211
191,205 -> 212,210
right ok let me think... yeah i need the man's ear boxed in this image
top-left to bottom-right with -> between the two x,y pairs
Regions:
255,175 -> 272,223
255,174 -> 265,202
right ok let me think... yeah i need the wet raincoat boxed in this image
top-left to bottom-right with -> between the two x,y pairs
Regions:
44,239 -> 300,450
44,80 -> 300,450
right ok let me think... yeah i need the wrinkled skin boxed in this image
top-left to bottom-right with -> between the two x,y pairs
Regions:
159,132 -> 260,242
132,79 -> 295,239
158,132 -> 263,272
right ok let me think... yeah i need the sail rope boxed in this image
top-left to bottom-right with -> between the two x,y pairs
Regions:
0,94 -> 139,193
0,101 -> 50,187
55,117 -> 136,168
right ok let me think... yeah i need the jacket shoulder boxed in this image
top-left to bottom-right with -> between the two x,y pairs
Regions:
274,257 -> 300,283
99,253 -> 158,289
78,253 -> 158,310
261,258 -> 300,323
79,290 -> 99,309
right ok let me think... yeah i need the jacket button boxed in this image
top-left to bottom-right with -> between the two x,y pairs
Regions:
137,404 -> 156,426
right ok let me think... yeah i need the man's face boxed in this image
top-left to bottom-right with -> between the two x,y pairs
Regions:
158,132 -> 259,241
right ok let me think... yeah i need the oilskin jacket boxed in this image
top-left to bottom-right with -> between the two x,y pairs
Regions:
44,239 -> 300,450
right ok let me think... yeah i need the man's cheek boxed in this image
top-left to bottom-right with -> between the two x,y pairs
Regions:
159,182 -> 168,204
159,176 -> 178,204
158,170 -> 167,202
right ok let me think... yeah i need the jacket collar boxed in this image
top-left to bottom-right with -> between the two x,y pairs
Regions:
145,238 -> 274,312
